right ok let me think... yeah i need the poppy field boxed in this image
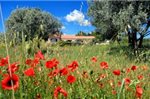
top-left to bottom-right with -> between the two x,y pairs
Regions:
0,44 -> 150,99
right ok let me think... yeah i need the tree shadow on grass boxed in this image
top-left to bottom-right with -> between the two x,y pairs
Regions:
107,45 -> 150,63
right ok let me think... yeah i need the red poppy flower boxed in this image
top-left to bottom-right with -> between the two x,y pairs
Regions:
45,58 -> 59,69
54,86 -> 67,98
136,85 -> 143,98
24,68 -> 35,76
100,61 -> 108,69
126,68 -> 130,74
7,62 -> 19,73
131,65 -> 137,71
48,69 -> 59,78
91,57 -> 97,62
32,58 -> 39,67
68,61 -> 78,72
1,74 -> 19,90
113,69 -> 121,76
124,78 -> 131,85
112,90 -> 117,95
0,56 -> 9,66
25,58 -> 39,67
25,58 -> 32,65
137,75 -> 143,80
35,51 -> 45,60
59,67 -> 68,76
67,75 -> 76,84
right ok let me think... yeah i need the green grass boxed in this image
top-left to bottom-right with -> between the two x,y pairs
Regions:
0,42 -> 150,99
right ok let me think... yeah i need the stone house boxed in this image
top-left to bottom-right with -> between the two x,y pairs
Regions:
48,34 -> 95,44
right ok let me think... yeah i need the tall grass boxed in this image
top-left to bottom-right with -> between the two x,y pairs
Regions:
0,40 -> 150,98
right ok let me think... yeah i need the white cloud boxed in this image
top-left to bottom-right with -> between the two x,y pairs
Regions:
65,10 -> 84,22
81,20 -> 91,26
61,26 -> 66,30
65,9 -> 91,26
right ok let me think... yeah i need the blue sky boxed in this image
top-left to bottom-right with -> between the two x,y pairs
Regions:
0,1 -> 95,35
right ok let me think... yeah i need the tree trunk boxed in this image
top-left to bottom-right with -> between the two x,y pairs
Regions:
130,29 -> 138,55
131,30 -> 137,49
127,30 -> 132,46
138,35 -> 144,48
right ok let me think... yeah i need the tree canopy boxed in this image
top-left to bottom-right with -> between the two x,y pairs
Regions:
6,8 -> 62,41
76,31 -> 87,36
88,1 -> 150,48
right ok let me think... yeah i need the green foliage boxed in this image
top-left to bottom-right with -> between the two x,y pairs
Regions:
25,36 -> 50,55
88,1 -> 150,44
90,29 -> 104,42
76,31 -> 87,36
88,1 -> 118,40
135,49 -> 150,63
0,33 -> 5,44
108,40 -> 150,63
6,8 -> 61,41
56,40 -> 81,47
55,40 -> 68,47
113,3 -> 148,33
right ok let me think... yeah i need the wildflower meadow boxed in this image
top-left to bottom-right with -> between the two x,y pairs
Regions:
0,1 -> 150,99
0,44 -> 150,99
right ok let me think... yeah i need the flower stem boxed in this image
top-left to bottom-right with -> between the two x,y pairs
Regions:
0,4 -> 15,99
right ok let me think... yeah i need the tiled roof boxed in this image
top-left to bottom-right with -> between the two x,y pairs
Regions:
61,35 -> 95,40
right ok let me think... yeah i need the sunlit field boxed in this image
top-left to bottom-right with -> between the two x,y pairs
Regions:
1,0 -> 150,99
0,43 -> 150,99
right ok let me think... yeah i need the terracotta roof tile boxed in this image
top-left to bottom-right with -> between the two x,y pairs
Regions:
61,35 -> 95,40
